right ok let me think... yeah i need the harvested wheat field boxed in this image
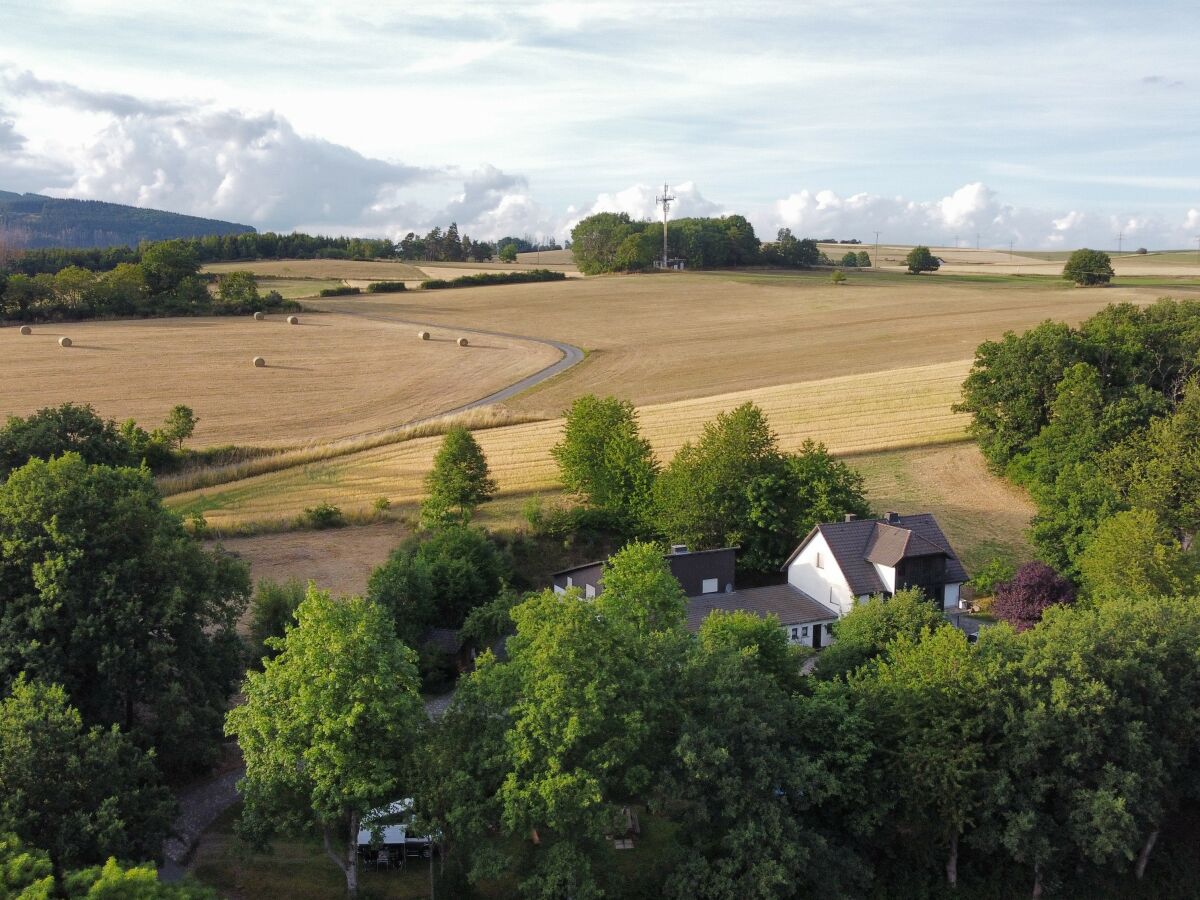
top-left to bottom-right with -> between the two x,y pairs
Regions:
203,258 -> 428,280
168,360 -> 972,529
3,314 -> 558,447
316,269 -> 1163,417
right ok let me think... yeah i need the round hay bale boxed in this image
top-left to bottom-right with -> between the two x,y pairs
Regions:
253,356 -> 266,368
287,315 -> 299,325
58,336 -> 72,348
19,325 -> 31,335
253,311 -> 265,321
457,337 -> 469,347
417,330 -> 430,341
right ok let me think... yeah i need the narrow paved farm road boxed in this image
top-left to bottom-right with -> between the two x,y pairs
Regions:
326,305 -> 584,433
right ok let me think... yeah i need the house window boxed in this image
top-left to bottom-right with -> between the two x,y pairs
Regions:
701,578 -> 719,594
585,584 -> 596,599
801,626 -> 809,638
815,552 -> 824,569
790,627 -> 798,640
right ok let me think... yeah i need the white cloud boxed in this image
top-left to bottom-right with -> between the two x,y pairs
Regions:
564,180 -> 724,233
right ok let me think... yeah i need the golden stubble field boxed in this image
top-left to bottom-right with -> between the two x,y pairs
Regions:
169,359 -> 975,528
2,313 -> 558,447
203,259 -> 429,280
315,269 -> 1172,417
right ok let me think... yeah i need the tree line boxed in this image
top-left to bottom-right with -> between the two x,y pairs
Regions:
2,230 -> 397,277
570,212 -> 883,274
956,297 -> 1200,581
0,240 -> 295,322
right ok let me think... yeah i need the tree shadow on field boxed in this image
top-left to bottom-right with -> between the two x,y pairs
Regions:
69,344 -> 117,351
264,364 -> 314,371
296,322 -> 332,327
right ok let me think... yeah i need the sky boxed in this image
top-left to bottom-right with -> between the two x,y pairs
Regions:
0,0 -> 1198,249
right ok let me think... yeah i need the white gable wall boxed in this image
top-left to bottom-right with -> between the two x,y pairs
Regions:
872,562 -> 896,593
786,532 -> 854,617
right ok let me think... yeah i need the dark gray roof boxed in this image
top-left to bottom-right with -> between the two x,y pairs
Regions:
685,583 -> 838,633
782,514 -> 969,597
864,523 -> 946,566
551,547 -> 738,579
422,627 -> 462,655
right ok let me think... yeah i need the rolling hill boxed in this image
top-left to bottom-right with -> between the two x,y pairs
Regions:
0,190 -> 254,249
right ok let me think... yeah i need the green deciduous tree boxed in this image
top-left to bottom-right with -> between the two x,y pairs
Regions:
138,240 -> 200,295
0,677 -> 173,877
551,394 -> 658,528
815,589 -> 946,680
0,832 -> 217,900
0,454 -> 248,777
655,407 -> 869,573
420,426 -> 496,526
215,270 -> 259,308
367,526 -> 510,647
0,404 -> 138,480
161,404 -> 198,451
226,589 -> 424,899
845,627 -> 991,886
904,245 -> 939,274
1062,248 -> 1114,286
955,320 -> 1085,469
664,627 -> 856,899
443,542 -> 687,897
1078,508 -> 1199,602
498,243 -> 518,263
653,402 -> 786,560
981,597 -> 1200,892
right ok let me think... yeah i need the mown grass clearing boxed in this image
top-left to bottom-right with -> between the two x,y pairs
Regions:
251,277 -> 343,299
845,441 -> 1034,572
170,360 -> 973,530
3,314 -> 558,448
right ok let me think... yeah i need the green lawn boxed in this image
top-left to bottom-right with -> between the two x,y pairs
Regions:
190,807 -> 435,900
191,804 -> 679,899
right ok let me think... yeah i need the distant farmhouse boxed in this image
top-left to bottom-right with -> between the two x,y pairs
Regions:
552,512 -> 968,648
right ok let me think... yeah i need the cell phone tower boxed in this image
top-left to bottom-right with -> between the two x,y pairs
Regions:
656,183 -> 675,268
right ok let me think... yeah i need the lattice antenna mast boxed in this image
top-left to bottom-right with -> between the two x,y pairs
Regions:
656,183 -> 675,268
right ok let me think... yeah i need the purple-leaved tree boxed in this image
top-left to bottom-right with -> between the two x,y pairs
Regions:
993,561 -> 1076,632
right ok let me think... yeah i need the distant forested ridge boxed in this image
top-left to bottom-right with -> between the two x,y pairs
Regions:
2,229 -> 399,278
0,190 -> 254,250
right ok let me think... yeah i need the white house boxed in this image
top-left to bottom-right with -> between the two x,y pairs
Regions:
546,513 -> 967,651
783,512 -> 968,616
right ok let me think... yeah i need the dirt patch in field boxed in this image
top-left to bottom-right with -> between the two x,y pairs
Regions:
212,521 -> 411,599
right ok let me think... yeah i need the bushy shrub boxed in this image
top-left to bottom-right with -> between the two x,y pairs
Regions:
296,501 -> 346,529
366,281 -> 407,293
248,578 -> 307,661
968,557 -> 1016,597
317,286 -> 361,297
420,269 -> 566,290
